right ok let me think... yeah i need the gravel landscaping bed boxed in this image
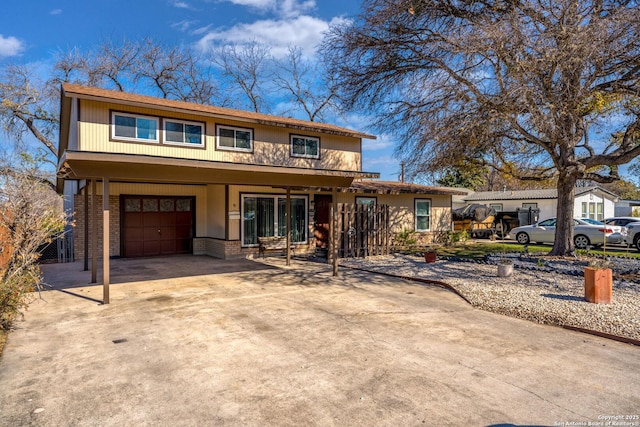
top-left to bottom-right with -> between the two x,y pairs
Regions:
339,254 -> 640,342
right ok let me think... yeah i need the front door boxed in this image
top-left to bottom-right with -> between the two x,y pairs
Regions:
314,195 -> 332,250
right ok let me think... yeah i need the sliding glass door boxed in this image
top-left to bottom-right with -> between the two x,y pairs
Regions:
242,194 -> 308,246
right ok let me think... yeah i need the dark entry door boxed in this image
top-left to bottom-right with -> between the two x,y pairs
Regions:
122,196 -> 194,257
314,195 -> 332,250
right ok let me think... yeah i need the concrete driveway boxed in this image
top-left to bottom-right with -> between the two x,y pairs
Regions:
1,256 -> 638,426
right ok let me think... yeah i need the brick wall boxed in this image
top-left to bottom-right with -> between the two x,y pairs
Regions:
73,195 -> 120,260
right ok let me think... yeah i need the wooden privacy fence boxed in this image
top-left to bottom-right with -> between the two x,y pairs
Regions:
335,203 -> 390,258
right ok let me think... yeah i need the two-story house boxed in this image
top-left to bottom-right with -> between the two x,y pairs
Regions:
57,84 -> 462,293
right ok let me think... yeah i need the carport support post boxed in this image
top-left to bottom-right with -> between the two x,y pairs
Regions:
91,179 -> 97,284
286,187 -> 291,266
102,177 -> 110,304
331,186 -> 338,276
83,182 -> 89,271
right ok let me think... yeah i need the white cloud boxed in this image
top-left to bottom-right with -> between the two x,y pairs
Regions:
279,0 -> 315,18
225,0 -> 274,8
50,9 -> 62,15
220,0 -> 315,18
0,35 -> 24,58
192,25 -> 213,35
173,1 -> 191,8
197,15 -> 347,59
172,20 -> 198,32
362,134 -> 394,151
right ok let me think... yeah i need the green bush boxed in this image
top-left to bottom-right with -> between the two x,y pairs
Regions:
393,229 -> 418,251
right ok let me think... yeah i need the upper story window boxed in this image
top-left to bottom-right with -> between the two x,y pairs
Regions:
291,134 -> 320,159
217,124 -> 253,152
164,119 -> 204,147
112,112 -> 158,143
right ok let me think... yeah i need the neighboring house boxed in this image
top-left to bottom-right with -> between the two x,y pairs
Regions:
56,84 -> 463,275
614,199 -> 640,217
462,186 -> 619,221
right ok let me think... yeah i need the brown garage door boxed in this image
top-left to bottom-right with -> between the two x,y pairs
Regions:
121,196 -> 194,257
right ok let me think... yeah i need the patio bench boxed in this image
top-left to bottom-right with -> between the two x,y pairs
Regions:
258,236 -> 295,258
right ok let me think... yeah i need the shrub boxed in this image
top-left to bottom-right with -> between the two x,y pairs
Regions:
0,170 -> 66,330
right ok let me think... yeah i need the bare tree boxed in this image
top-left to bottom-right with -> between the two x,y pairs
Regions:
1,38 -> 225,170
0,65 -> 59,159
273,46 -> 338,122
211,41 -> 272,112
136,39 -> 204,101
323,0 -> 640,255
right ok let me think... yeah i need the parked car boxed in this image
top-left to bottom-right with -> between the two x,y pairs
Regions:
625,222 -> 640,251
604,217 -> 640,243
511,218 -> 624,249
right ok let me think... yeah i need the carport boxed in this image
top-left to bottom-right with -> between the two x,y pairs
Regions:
58,150 -> 377,304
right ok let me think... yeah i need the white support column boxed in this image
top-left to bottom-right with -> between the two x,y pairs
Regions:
102,177 -> 110,304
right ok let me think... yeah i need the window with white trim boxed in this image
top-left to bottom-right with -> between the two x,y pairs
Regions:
415,199 -> 431,231
164,119 -> 204,146
241,194 -> 308,246
112,112 -> 158,142
582,202 -> 604,221
217,125 -> 253,151
291,135 -> 320,159
490,203 -> 503,212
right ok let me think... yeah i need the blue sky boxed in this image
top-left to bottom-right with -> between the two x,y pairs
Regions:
0,0 -> 401,180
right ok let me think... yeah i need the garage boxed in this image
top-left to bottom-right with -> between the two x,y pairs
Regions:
121,196 -> 195,257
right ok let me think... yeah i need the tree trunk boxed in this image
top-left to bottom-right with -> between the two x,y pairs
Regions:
550,173 -> 577,256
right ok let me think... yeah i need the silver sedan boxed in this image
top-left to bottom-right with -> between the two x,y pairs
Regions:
511,218 -> 624,249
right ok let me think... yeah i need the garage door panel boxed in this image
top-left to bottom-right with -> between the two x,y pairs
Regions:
126,242 -> 144,257
161,213 -> 177,227
143,227 -> 161,240
124,212 -> 143,227
143,241 -> 161,256
125,227 -> 143,240
143,212 -> 161,226
176,225 -> 192,239
123,196 -> 194,258
176,212 -> 191,225
161,240 -> 176,254
160,227 -> 176,239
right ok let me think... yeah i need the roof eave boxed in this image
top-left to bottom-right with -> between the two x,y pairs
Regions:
61,83 -> 376,140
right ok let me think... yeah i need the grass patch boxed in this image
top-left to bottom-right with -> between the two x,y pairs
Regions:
576,244 -> 640,258
434,241 -> 640,259
435,242 -> 550,259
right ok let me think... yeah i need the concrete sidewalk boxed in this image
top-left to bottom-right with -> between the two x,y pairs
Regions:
1,256 -> 638,426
